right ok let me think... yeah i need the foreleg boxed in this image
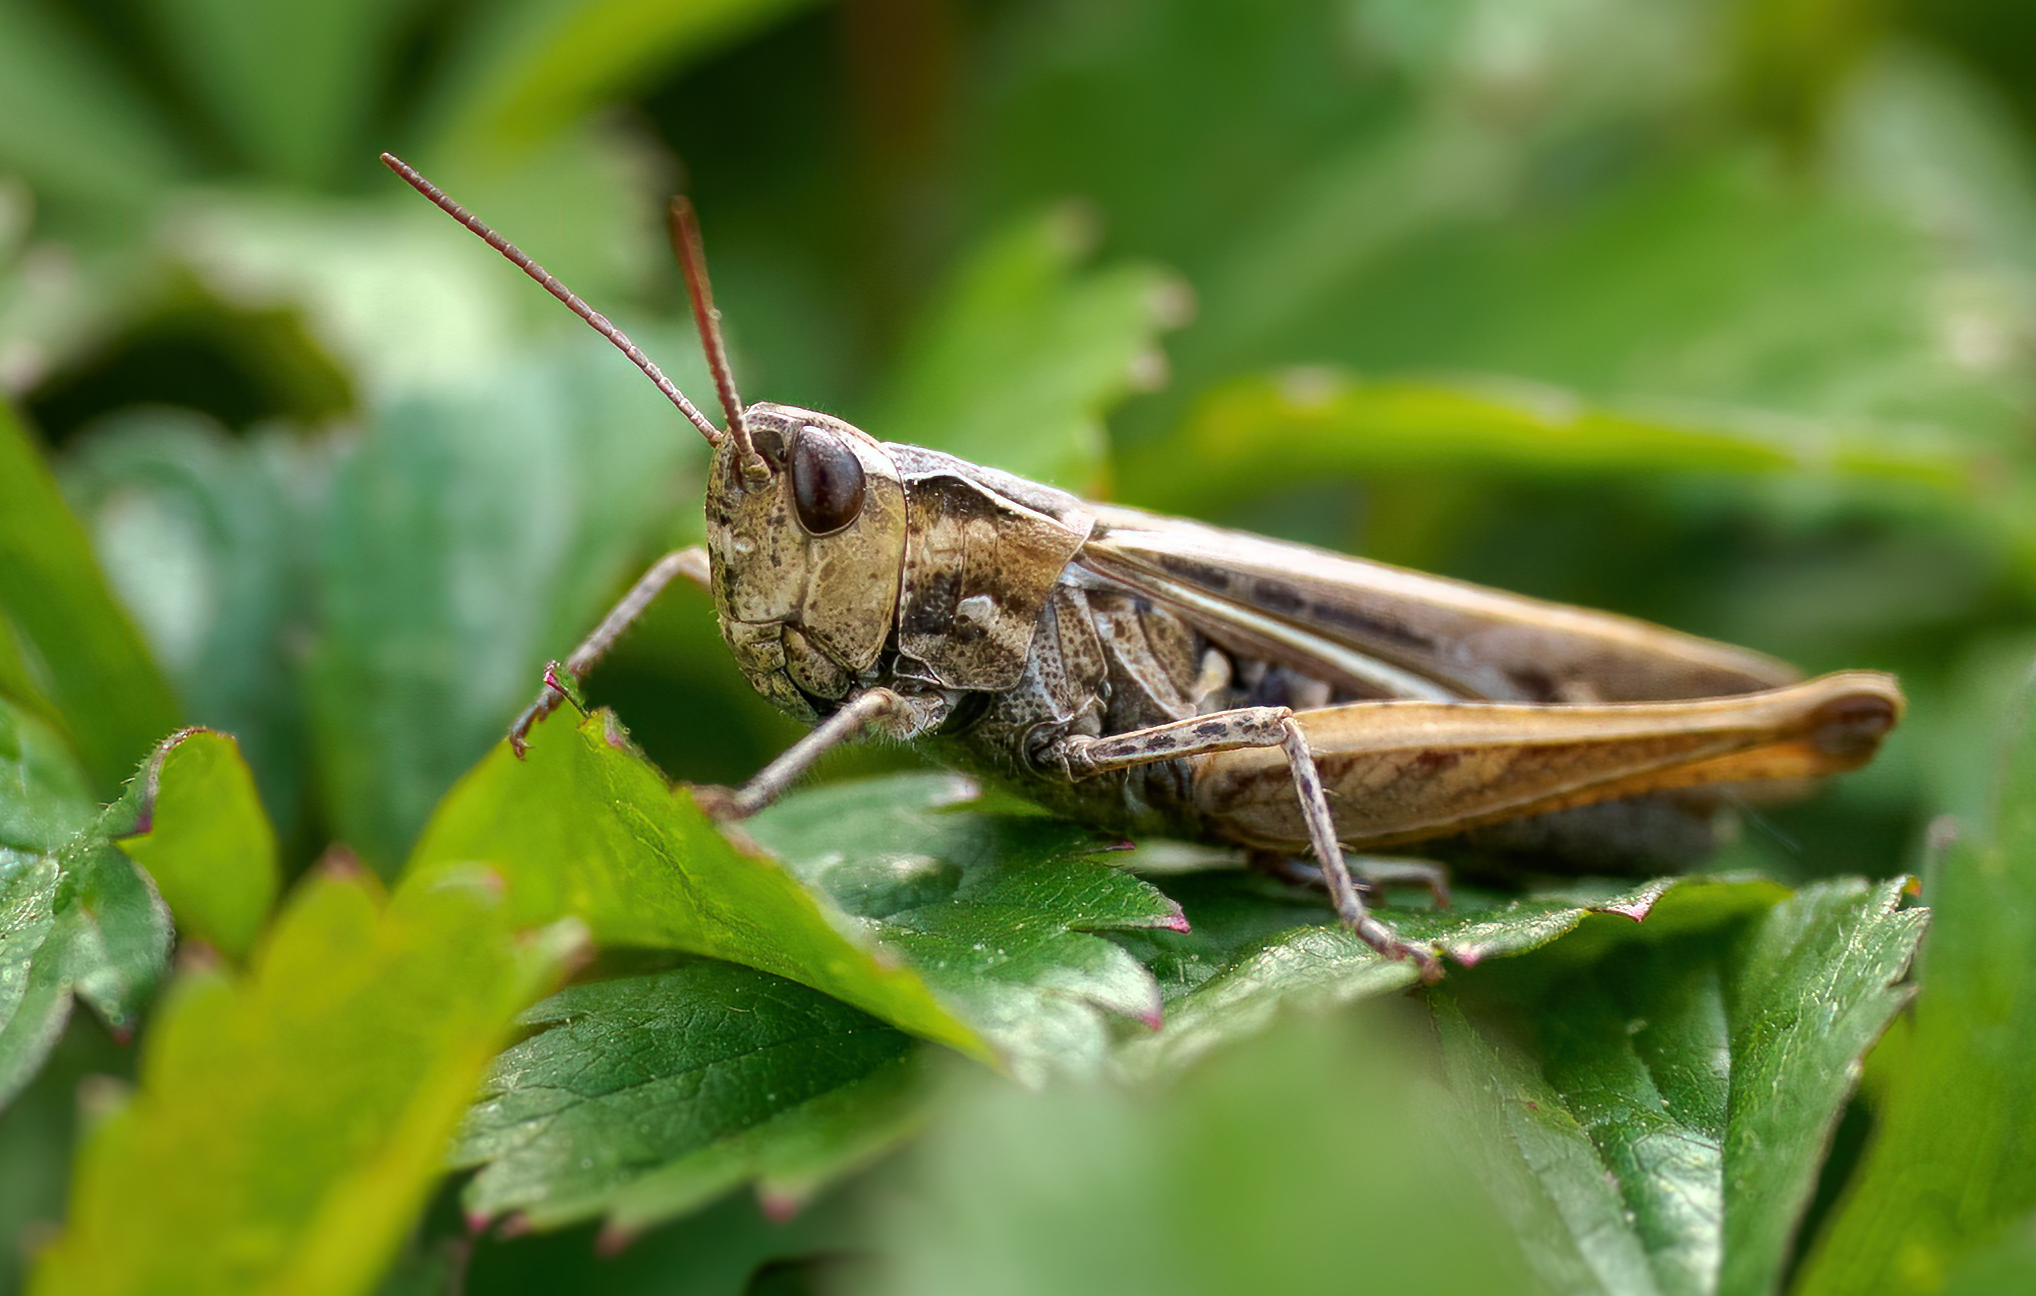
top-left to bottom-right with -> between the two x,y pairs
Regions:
510,547 -> 712,756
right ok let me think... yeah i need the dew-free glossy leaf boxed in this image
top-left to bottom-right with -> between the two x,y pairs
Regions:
1438,878 -> 1923,1296
407,715 -> 988,1064
744,774 -> 1188,1081
29,867 -> 579,1296
1436,996 -> 1660,1296
456,960 -> 923,1232
115,729 -> 278,960
1720,880 -> 1927,1294
1113,871 -> 1786,1081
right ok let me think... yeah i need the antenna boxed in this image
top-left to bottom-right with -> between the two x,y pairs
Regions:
668,196 -> 761,476
378,153 -> 725,447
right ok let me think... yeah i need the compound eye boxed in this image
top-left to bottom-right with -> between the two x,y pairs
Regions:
790,428 -> 866,535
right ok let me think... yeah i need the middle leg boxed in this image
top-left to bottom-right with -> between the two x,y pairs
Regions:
1054,708 -> 1441,979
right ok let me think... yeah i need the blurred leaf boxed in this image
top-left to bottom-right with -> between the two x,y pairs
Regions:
1796,668 -> 2036,1296
406,714 -> 990,1065
1440,877 -> 1923,1296
137,0 -> 412,189
1258,157 -> 2021,442
455,960 -> 924,1233
1831,50 -> 2036,363
1125,370 -> 1975,514
115,729 -> 278,961
1729,0 -> 1885,155
307,347 -> 693,874
859,1005 -> 1541,1296
62,411 -> 323,838
744,774 -> 1187,1083
0,1019 -> 125,1296
427,0 -> 821,161
870,206 -> 1187,491
454,1185 -> 862,1296
0,0 -> 192,205
0,401 -> 180,798
1115,873 -> 1792,1081
1938,1215 -> 2036,1296
29,867 -> 580,1296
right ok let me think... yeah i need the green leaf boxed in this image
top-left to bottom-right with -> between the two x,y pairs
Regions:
0,853 -> 64,1110
0,0 -> 192,205
427,0 -> 821,162
0,695 -> 95,1114
455,960 -> 924,1233
1939,1215 -> 2036,1296
744,774 -> 1188,1083
860,1005 -> 1542,1296
1113,871 -> 1789,1081
1795,668 -> 2036,1296
307,349 -> 692,874
46,819 -> 172,1043
406,714 -> 990,1065
116,729 -> 279,960
0,696 -> 174,1109
869,207 -> 1188,491
1126,371 -> 1975,514
452,1187 -> 864,1296
29,866 -> 580,1296
60,411 -> 324,840
0,687 -> 97,855
1434,996 -> 1659,1296
1438,878 -> 1924,1296
1720,881 -> 1927,1295
0,400 -> 180,799
137,0 -> 412,189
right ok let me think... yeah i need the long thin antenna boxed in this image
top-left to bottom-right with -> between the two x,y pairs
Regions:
668,196 -> 761,476
379,152 -> 724,447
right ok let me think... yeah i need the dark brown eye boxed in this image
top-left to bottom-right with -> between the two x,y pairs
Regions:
790,428 -> 866,535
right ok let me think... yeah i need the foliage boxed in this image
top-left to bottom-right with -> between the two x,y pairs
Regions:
3,1 -> 2036,1294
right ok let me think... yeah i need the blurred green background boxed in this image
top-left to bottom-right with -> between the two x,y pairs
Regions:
4,0 -> 2036,1291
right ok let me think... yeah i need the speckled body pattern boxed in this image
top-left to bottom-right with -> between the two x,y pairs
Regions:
703,404 -> 1902,879
381,151 -> 1903,972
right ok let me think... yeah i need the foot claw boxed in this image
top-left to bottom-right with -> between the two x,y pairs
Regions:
504,662 -> 582,759
688,784 -> 748,822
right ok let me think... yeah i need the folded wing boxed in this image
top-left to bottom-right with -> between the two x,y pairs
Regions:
1077,504 -> 1798,705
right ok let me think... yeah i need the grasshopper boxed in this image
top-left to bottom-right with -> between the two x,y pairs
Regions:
383,155 -> 1903,979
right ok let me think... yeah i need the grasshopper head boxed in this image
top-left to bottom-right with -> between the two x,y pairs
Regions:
704,403 -> 908,718
372,163 -> 912,722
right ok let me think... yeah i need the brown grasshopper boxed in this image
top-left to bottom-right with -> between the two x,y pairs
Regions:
383,155 -> 1903,980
